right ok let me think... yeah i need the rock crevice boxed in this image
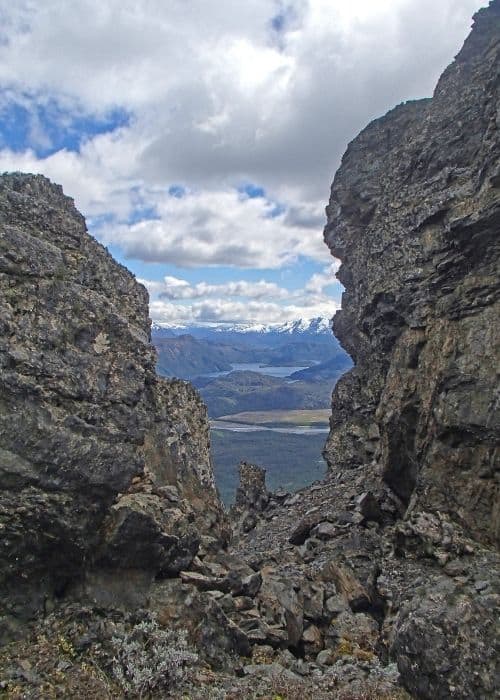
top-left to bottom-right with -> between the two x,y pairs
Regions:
0,3 -> 499,698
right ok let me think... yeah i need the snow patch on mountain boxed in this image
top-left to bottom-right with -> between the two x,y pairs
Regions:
152,316 -> 332,336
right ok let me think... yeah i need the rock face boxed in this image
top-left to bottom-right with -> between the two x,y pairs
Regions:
318,2 -> 500,697
324,0 -> 500,547
0,173 -> 225,640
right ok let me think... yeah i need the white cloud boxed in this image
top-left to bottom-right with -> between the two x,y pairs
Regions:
140,275 -> 288,301
149,296 -> 339,326
144,275 -> 289,301
0,1 -> 483,199
305,262 -> 340,294
99,188 -> 326,268
0,127 -> 145,217
142,270 -> 341,324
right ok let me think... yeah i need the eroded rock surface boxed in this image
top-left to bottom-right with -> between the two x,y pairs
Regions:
323,0 -> 500,547
0,173 -> 225,640
318,2 -> 500,697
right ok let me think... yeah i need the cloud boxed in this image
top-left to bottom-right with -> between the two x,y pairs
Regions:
139,275 -> 289,301
305,262 -> 340,294
0,0 -> 484,207
151,276 -> 289,301
99,188 -> 327,268
0,126 -> 145,217
141,270 -> 341,324
0,0 -> 486,319
149,296 -> 339,325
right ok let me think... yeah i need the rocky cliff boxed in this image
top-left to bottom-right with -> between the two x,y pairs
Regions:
0,173 -> 225,640
318,1 -> 500,696
324,0 -> 500,547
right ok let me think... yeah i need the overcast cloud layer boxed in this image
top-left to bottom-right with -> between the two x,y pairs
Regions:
0,0 -> 485,324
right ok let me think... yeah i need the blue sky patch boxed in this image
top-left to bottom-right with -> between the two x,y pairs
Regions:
0,95 -> 129,157
127,205 -> 159,225
271,14 -> 286,33
168,184 -> 186,198
267,202 -> 286,218
87,212 -> 116,230
238,183 -> 266,199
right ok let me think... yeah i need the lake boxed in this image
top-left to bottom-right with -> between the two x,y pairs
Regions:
211,429 -> 327,505
203,362 -> 311,380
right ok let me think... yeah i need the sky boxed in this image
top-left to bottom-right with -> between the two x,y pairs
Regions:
0,0 -> 486,326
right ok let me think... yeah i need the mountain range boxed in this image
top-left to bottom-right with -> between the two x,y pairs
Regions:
152,316 -> 349,381
152,316 -> 332,338
152,316 -> 351,416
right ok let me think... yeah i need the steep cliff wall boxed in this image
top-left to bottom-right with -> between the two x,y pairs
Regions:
324,1 -> 500,547
0,174 -> 225,639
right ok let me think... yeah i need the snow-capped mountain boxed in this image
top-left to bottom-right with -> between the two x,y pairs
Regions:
151,316 -> 332,337
150,322 -> 176,338
211,317 -> 332,335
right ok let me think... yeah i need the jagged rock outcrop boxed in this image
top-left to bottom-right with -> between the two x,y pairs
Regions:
229,462 -> 270,534
324,0 -> 500,545
0,173 -> 226,641
319,2 -> 500,697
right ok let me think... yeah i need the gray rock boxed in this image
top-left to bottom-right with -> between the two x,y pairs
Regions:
234,462 -> 269,512
303,585 -> 325,621
255,570 -> 306,647
325,595 -> 348,616
0,173 -> 225,639
240,572 -> 263,598
311,521 -> 337,540
326,611 -> 379,652
320,562 -> 371,612
323,0 -> 500,549
392,582 -> 500,699
356,492 -> 384,524
321,4 -> 500,697
289,514 -> 323,545
316,649 -> 336,667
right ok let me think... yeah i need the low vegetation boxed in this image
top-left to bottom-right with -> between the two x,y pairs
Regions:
110,616 -> 198,697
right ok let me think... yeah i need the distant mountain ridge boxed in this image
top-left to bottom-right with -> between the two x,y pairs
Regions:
152,316 -> 332,337
152,320 -> 349,381
289,354 -> 353,382
211,317 -> 332,335
154,334 -> 253,379
152,316 -> 350,409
